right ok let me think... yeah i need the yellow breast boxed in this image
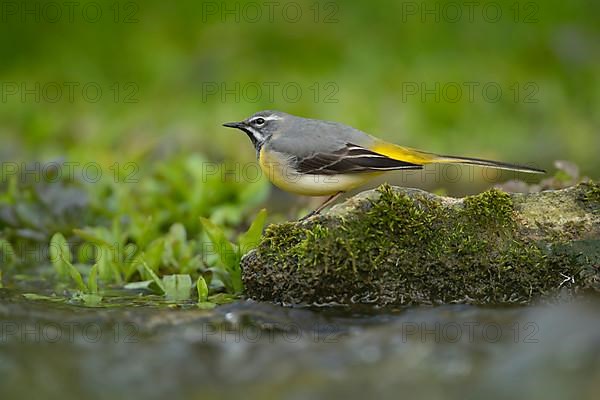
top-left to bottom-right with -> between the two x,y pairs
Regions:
258,147 -> 378,196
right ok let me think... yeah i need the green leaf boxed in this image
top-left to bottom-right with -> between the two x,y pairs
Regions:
142,238 -> 165,275
95,245 -> 123,284
168,223 -> 187,243
96,245 -> 112,281
73,227 -> 114,247
200,217 -> 241,293
22,293 -> 65,302
74,227 -> 123,284
208,293 -> 237,305
163,223 -> 189,269
122,243 -> 140,280
49,233 -> 72,280
0,238 -> 18,267
81,293 -> 103,306
141,260 -> 166,294
162,274 -> 192,301
70,292 -> 102,306
88,263 -> 99,294
197,302 -> 216,310
66,260 -> 86,292
238,208 -> 267,255
123,280 -> 154,290
196,276 -> 209,303
200,217 -> 238,267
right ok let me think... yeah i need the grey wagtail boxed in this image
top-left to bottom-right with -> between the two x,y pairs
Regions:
223,110 -> 544,219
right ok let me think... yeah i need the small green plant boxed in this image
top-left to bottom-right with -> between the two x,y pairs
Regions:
2,156 -> 270,306
163,274 -> 193,301
196,276 -> 209,301
49,233 -> 103,306
43,206 -> 267,306
200,208 -> 267,295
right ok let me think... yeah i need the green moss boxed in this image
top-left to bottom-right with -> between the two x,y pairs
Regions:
461,188 -> 514,228
243,185 -> 596,306
578,181 -> 600,212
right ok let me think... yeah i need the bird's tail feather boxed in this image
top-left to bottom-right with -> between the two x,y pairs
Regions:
371,141 -> 545,174
429,154 -> 545,174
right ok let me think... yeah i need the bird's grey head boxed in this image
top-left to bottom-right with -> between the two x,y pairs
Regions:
223,110 -> 287,150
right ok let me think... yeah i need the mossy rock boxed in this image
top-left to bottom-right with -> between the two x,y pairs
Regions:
242,182 -> 600,306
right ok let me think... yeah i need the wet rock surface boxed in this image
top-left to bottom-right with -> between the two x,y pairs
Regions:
242,182 -> 600,306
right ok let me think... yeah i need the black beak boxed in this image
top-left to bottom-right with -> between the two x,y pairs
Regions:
223,120 -> 262,148
222,121 -> 244,129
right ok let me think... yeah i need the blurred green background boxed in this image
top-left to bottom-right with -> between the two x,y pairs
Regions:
1,0 -> 598,194
1,3 -> 599,396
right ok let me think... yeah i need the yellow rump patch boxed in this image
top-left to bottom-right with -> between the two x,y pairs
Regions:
370,141 -> 437,165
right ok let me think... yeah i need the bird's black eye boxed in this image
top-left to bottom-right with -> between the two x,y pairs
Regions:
254,118 -> 265,125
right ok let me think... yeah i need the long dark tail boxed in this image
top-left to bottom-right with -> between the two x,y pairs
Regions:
431,154 -> 546,174
371,141 -> 546,174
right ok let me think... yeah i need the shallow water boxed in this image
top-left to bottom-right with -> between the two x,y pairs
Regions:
1,289 -> 599,399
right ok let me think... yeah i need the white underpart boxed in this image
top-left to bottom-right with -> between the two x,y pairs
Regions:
270,171 -> 373,196
260,151 -> 376,196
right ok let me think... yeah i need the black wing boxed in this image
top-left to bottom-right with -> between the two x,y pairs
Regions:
296,143 -> 422,175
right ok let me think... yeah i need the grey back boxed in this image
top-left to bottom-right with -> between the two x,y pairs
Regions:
269,114 -> 375,158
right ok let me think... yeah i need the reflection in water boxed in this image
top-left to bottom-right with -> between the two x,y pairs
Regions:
1,290 -> 600,399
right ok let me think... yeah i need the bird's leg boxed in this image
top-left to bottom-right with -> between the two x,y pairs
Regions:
300,191 -> 344,221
